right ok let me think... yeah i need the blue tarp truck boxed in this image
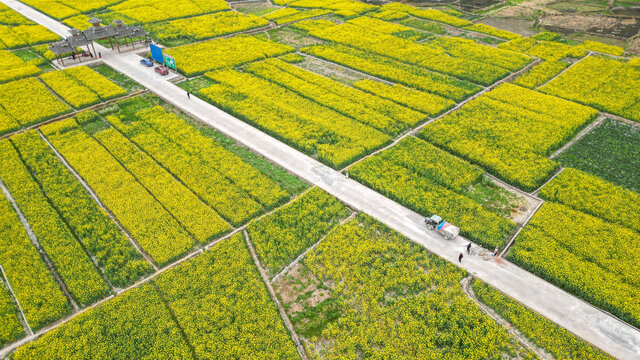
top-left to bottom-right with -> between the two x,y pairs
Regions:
425,215 -> 460,240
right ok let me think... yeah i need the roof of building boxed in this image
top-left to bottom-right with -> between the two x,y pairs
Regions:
48,19 -> 149,55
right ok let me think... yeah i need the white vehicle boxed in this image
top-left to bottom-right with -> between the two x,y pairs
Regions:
424,215 -> 460,240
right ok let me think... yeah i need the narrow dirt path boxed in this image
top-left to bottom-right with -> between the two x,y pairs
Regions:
535,53 -> 591,90
0,265 -> 33,336
0,177 -> 79,312
0,89 -> 147,141
38,130 -> 160,272
461,276 -> 554,360
548,115 -> 606,160
341,57 -> 542,173
243,231 -> 310,360
270,211 -> 357,284
0,189 -> 307,358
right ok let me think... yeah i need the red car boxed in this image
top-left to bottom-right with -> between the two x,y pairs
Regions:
154,66 -> 169,75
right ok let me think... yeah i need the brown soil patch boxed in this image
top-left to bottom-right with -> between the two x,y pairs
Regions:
274,263 -> 332,317
629,35 -> 640,54
296,56 -> 367,85
540,13 -> 640,38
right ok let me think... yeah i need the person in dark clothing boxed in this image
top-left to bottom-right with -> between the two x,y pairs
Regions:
187,92 -> 190,99
458,253 -> 463,262
467,243 -> 472,254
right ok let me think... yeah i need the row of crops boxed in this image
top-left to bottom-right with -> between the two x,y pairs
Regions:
2,185 -> 613,358
1,0 -> 639,357
0,3 -> 59,49
507,168 -> 640,328
250,190 -> 611,359
0,64 -> 135,136
158,11 -> 640,344
0,93 -> 304,349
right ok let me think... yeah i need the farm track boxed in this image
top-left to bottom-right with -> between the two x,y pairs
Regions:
244,231 -> 310,360
548,115 -> 606,160
38,130 -> 160,272
0,89 -> 148,140
1,1 -> 640,359
270,211 -> 357,284
460,276 -> 554,360
341,57 -> 542,173
0,183 -> 310,359
0,177 -> 79,313
0,265 -> 33,336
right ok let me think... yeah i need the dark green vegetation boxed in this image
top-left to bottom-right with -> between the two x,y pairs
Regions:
557,119 -> 640,192
92,64 -> 144,93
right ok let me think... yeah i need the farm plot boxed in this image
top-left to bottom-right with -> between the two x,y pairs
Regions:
512,60 -> 569,89
346,16 -> 427,41
247,188 -> 350,277
538,168 -> 640,232
154,233 -> 299,359
473,280 -> 614,360
353,79 -> 455,117
350,136 -> 515,248
0,77 -> 71,128
83,116 -> 231,243
0,50 -> 40,84
107,0 -> 229,24
419,83 -> 598,191
164,35 -> 293,76
540,56 -> 640,122
282,0 -> 375,18
0,281 -> 23,347
10,130 -> 152,288
0,140 -> 110,306
0,185 -> 70,331
98,97 -> 289,225
133,108 -> 290,207
498,37 -> 588,61
0,5 -> 59,48
264,8 -> 332,25
147,11 -> 269,46
301,43 -> 481,102
555,119 -> 640,192
275,214 -> 535,359
0,3 -> 32,25
200,68 -> 390,168
91,64 -> 144,93
296,18 -> 531,85
11,284 -> 193,359
508,202 -> 640,329
375,3 -> 470,27
16,0 -> 122,20
40,67 -> 126,109
0,108 -> 19,137
244,58 -> 426,134
42,118 -> 196,267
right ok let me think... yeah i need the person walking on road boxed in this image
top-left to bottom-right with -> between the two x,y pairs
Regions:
493,247 -> 499,257
467,243 -> 472,254
187,91 -> 190,99
458,253 -> 463,262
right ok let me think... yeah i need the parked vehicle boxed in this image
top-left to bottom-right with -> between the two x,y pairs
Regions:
425,215 -> 460,240
154,65 -> 169,75
140,58 -> 153,67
